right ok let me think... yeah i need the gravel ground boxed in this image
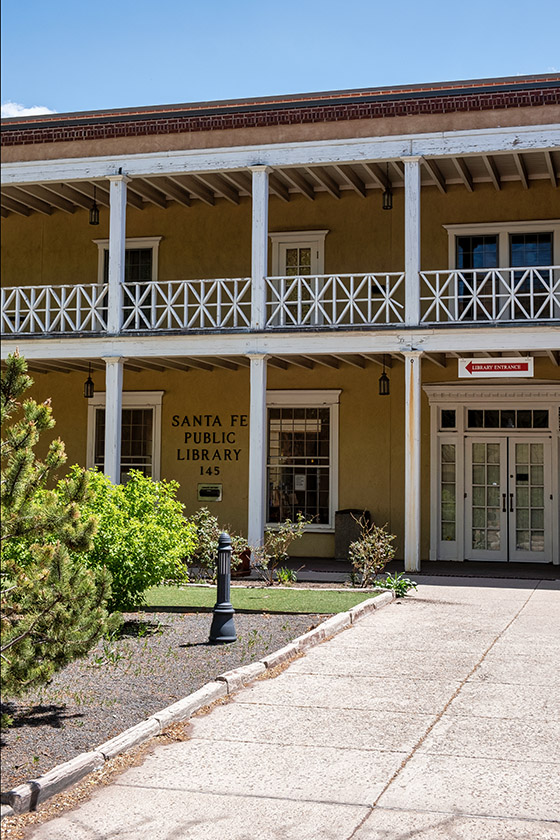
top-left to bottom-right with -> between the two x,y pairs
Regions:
1,611 -> 326,792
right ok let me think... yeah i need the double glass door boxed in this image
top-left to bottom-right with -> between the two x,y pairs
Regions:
465,437 -> 551,561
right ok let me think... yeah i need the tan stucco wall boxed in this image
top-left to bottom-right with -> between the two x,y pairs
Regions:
23,356 -> 560,562
2,104 -> 558,163
3,180 -> 559,287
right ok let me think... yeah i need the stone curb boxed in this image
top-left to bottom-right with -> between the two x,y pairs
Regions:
1,591 -> 394,817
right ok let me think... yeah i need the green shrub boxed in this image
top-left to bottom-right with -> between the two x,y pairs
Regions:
187,507 -> 244,580
251,514 -> 310,586
379,571 -> 417,597
65,468 -> 197,611
348,515 -> 396,587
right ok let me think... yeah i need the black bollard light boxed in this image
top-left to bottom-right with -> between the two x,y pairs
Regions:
209,533 -> 237,644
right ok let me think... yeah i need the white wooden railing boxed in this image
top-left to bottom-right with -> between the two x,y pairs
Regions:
420,267 -> 560,324
1,284 -> 109,334
120,278 -> 252,331
265,273 -> 405,328
2,268 -> 559,336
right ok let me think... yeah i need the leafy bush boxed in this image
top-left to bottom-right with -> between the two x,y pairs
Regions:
66,468 -> 197,611
187,507 -> 244,580
251,514 -> 310,586
276,567 -> 298,586
379,571 -> 417,597
348,515 -> 396,587
1,352 -> 113,698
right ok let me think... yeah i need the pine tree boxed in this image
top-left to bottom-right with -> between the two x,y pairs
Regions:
1,351 -> 114,697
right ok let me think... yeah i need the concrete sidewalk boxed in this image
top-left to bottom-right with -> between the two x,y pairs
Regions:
30,577 -> 560,839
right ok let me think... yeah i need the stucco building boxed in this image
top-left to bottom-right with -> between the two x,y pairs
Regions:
2,73 -> 559,569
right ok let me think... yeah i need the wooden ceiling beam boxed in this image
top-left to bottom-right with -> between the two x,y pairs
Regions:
71,182 -> 111,207
170,174 -> 215,206
0,207 -> 9,218
307,355 -> 340,368
186,358 -> 215,371
196,173 -> 240,205
128,179 -> 168,209
267,357 -> 289,370
390,160 -> 405,182
280,169 -> 315,201
362,354 -> 393,368
452,158 -> 474,192
205,357 -> 239,371
223,171 -> 253,194
545,350 -> 560,366
333,354 -> 366,368
362,162 -> 391,191
307,167 -> 340,199
424,353 -> 447,368
513,153 -> 529,189
544,151 -> 558,188
43,183 -> 101,210
277,355 -> 314,369
422,159 -> 446,194
334,165 -> 367,197
482,155 -> 501,191
3,187 -> 53,215
1,195 -> 31,216
18,184 -> 77,213
152,359 -> 192,372
130,359 -> 166,372
147,177 -> 191,207
268,173 -> 290,202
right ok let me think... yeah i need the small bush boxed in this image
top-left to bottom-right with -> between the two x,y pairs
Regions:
187,507 -> 244,580
379,571 -> 417,597
251,514 -> 310,586
348,515 -> 396,587
66,468 -> 197,611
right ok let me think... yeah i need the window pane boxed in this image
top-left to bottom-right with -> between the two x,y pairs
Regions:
94,407 -> 153,479
267,405 -> 331,525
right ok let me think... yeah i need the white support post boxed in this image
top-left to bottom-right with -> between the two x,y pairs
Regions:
404,157 -> 421,327
107,174 -> 129,334
103,356 -> 125,484
404,351 -> 423,572
250,166 -> 270,330
247,353 -> 268,551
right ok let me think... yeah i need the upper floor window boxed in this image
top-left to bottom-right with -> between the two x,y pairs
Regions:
93,236 -> 162,284
269,230 -> 328,276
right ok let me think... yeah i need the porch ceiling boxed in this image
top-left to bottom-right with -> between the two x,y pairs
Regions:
5,349 -> 556,376
1,150 -> 558,218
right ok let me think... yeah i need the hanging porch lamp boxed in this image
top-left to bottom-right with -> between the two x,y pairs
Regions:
89,186 -> 100,226
378,355 -> 390,396
382,164 -> 393,211
83,364 -> 95,399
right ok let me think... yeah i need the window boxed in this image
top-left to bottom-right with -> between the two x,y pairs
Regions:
269,230 -> 328,275
266,390 -> 340,530
467,409 -> 549,430
94,237 -> 162,284
87,391 -> 163,482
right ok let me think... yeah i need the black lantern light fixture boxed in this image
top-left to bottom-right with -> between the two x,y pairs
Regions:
378,354 -> 390,396
89,186 -> 100,226
83,364 -> 95,399
382,164 -> 393,211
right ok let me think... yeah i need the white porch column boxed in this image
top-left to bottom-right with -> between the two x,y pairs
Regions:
404,350 -> 423,572
102,356 -> 125,485
250,166 -> 270,330
404,157 -> 421,327
107,174 -> 129,334
247,353 -> 269,550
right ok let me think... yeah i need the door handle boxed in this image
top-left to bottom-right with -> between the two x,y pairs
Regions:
510,493 -> 514,512
502,494 -> 506,512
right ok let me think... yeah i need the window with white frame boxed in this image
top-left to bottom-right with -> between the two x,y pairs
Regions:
87,391 -> 163,483
266,390 -> 340,530
269,230 -> 328,275
93,237 -> 162,284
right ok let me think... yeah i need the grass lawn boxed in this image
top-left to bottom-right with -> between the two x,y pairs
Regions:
144,584 -> 381,614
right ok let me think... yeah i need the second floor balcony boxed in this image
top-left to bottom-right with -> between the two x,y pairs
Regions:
2,267 -> 559,338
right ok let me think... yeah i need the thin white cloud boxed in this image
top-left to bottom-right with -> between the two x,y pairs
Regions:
1,101 -> 56,119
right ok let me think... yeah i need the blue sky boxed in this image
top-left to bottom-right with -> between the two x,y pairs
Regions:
1,0 -> 559,117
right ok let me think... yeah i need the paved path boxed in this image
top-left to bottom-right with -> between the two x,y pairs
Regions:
31,577 -> 560,839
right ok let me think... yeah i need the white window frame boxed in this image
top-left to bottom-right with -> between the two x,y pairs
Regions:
444,220 -> 560,268
92,236 -> 163,283
86,390 -> 164,480
268,230 -> 328,275
266,389 -> 340,532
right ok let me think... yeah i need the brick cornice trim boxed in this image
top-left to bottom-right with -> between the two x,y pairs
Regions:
2,85 -> 559,147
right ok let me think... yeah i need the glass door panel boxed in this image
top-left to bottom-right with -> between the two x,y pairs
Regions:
509,439 -> 551,562
465,438 -> 508,561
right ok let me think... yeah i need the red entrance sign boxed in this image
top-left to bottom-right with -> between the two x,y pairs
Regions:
458,357 -> 534,378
